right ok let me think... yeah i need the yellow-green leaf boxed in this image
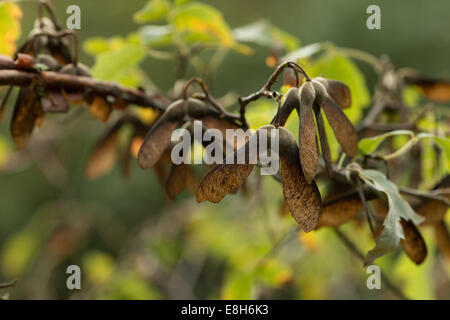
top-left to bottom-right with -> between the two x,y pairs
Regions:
133,0 -> 170,23
0,2 -> 22,57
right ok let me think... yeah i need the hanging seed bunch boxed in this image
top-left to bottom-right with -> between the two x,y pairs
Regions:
0,3 -> 128,148
195,64 -> 359,232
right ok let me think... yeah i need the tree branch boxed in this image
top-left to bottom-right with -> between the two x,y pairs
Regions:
0,68 -> 169,111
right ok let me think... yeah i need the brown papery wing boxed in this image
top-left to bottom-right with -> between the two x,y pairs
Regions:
279,127 -> 322,232
196,125 -> 273,203
314,104 -> 333,176
315,77 -> 352,109
298,81 -> 318,184
138,100 -> 186,169
400,219 -> 427,265
313,80 -> 358,158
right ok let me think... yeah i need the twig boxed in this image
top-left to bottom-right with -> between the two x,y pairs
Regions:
0,68 -> 168,111
355,176 -> 376,238
333,228 -> 409,300
238,61 -> 308,129
399,186 -> 450,207
0,280 -> 17,290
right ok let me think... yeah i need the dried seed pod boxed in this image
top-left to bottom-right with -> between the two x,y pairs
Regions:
314,77 -> 351,109
274,87 -> 300,126
312,79 -> 358,158
10,88 -> 44,148
85,130 -> 119,180
298,81 -> 318,184
186,98 -> 213,119
41,90 -> 70,113
60,63 -> 92,77
402,72 -> 450,103
138,99 -> 187,169
278,126 -> 322,232
317,194 -> 363,228
89,96 -> 111,122
400,219 -> 427,265
314,104 -> 333,176
434,221 -> 450,260
36,54 -> 61,71
165,163 -> 196,201
196,125 -> 272,203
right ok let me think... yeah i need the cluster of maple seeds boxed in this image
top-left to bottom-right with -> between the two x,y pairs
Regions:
0,15 -> 128,148
135,74 -> 358,232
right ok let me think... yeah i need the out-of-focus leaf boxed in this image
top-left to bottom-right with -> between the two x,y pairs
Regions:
233,20 -> 300,52
255,259 -> 292,286
83,251 -> 115,285
100,273 -> 162,299
171,3 -> 251,54
139,25 -> 173,47
359,130 -> 414,154
91,43 -> 146,85
133,0 -> 170,23
310,53 -> 370,123
351,168 -> 424,265
221,271 -> 254,299
0,3 -> 22,57
281,42 -> 325,62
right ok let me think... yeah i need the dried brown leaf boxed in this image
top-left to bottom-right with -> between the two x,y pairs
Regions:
279,127 -> 322,232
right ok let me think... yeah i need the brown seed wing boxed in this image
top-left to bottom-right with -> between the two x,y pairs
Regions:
10,88 -> 43,148
315,77 -> 351,109
89,96 -> 112,122
196,127 -> 267,203
434,221 -> 450,260
314,104 -> 333,176
298,82 -> 318,184
279,127 -> 322,232
400,219 -> 427,265
138,100 -> 187,169
317,195 -> 362,228
165,164 -> 190,201
85,132 -> 119,180
273,87 -> 300,126
313,81 -> 358,157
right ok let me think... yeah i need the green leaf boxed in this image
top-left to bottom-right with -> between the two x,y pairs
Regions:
221,271 -> 254,299
351,168 -> 424,264
233,20 -> 300,52
171,2 -> 251,54
133,0 -> 170,23
139,25 -> 173,47
310,53 -> 370,123
359,130 -> 414,154
0,2 -> 22,57
91,41 -> 146,86
281,42 -> 326,62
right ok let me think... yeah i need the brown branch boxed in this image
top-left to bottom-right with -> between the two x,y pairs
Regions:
0,279 -> 17,290
0,68 -> 168,111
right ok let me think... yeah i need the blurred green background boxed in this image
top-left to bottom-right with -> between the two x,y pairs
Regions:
0,0 -> 449,299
